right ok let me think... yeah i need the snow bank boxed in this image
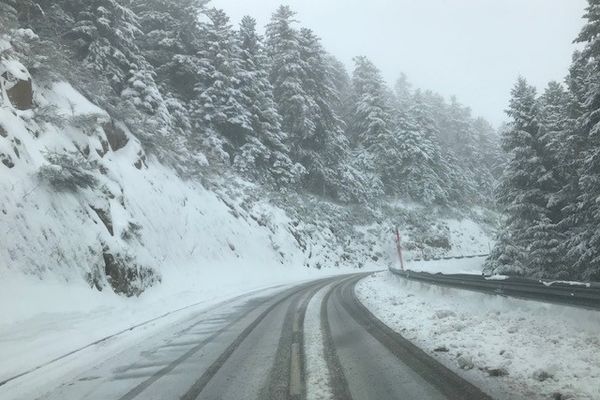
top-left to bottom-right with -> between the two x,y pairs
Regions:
405,257 -> 487,275
356,272 -> 600,400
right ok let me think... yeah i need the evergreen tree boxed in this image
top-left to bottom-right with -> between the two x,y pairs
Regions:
525,82 -> 571,277
394,73 -> 412,113
266,7 -> 353,197
192,7 -> 251,163
234,15 -> 298,185
348,56 -> 396,193
132,0 -> 206,99
567,0 -> 600,280
47,0 -> 175,147
486,78 -> 551,276
402,90 -> 453,204
0,0 -> 18,31
327,55 -> 353,123
266,6 -> 315,152
296,28 -> 348,195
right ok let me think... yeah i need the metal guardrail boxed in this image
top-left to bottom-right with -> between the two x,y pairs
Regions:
389,267 -> 600,310
411,254 -> 490,262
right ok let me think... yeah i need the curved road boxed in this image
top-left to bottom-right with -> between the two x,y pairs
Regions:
11,274 -> 492,400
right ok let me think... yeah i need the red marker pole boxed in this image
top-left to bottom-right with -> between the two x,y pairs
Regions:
395,226 -> 405,271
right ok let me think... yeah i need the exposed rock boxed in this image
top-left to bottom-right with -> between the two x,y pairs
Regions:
434,310 -> 456,319
433,346 -> 449,352
102,248 -> 161,297
457,355 -> 474,370
1,152 -> 14,168
102,121 -> 129,151
134,150 -> 147,170
2,73 -> 33,110
101,139 -> 109,155
532,369 -> 554,382
0,124 -> 6,137
120,222 -> 142,242
551,392 -> 576,400
424,235 -> 451,250
507,325 -> 518,334
95,139 -> 110,158
90,205 -> 113,236
485,367 -> 509,377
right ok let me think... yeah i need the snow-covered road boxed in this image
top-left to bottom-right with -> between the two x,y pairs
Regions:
6,268 -> 594,400
0,272 -> 490,400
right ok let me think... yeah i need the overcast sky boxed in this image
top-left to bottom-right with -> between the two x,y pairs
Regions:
211,0 -> 588,126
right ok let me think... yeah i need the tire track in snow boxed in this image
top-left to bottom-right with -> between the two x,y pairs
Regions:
336,275 -> 492,400
0,284 -> 288,389
179,278 -> 337,400
319,277 -> 357,400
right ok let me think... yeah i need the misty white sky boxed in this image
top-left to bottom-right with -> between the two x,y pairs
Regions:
211,0 -> 588,126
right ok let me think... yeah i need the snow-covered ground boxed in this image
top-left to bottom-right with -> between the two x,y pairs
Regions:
403,256 -> 487,275
356,271 -> 600,400
0,267 -> 359,393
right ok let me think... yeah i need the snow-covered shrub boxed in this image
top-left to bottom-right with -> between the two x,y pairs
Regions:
102,249 -> 161,297
33,105 -> 66,128
37,151 -> 98,192
70,114 -> 106,135
120,222 -> 143,242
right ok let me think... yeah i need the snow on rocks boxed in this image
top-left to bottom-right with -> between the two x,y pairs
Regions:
356,271 -> 600,400
0,57 -> 33,110
457,355 -> 475,370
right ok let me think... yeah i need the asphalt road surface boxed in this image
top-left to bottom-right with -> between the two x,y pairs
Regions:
14,274 -> 492,400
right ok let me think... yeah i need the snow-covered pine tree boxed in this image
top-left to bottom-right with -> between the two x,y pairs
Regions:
524,81 -> 572,277
296,27 -> 350,197
192,7 -> 252,164
348,56 -> 397,193
0,0 -> 18,31
567,0 -> 600,280
323,55 -> 382,203
472,117 -> 505,181
400,90 -> 454,204
62,0 -> 141,93
42,0 -> 175,150
234,15 -> 299,185
132,0 -> 206,99
327,55 -> 353,125
485,78 -> 551,276
266,7 -> 355,197
394,73 -> 412,114
265,6 -> 316,165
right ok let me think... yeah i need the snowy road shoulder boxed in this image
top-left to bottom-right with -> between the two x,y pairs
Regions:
355,271 -> 600,400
